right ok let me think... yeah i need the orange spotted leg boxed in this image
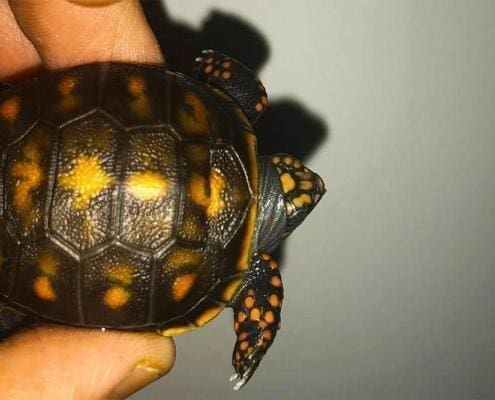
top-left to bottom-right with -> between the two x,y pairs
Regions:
193,50 -> 268,125
230,253 -> 283,390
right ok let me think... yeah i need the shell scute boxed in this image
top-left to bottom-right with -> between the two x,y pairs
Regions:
100,64 -> 169,127
120,127 -> 179,252
81,244 -> 152,327
39,64 -> 100,126
50,114 -> 119,253
9,237 -> 79,323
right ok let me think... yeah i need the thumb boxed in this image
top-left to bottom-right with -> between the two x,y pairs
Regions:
0,325 -> 175,400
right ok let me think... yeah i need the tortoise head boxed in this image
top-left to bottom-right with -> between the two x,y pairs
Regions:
270,154 -> 325,237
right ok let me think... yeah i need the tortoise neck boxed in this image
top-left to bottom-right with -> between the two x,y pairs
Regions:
254,156 -> 287,253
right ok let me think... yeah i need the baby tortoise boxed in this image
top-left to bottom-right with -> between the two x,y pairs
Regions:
0,50 -> 325,390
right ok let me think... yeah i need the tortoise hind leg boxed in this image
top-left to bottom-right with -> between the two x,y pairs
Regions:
229,252 -> 283,390
0,304 -> 31,340
194,50 -> 268,125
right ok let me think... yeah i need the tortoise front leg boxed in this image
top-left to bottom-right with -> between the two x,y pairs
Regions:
230,253 -> 283,390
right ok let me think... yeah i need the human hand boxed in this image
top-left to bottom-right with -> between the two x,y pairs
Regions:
0,1 -> 175,399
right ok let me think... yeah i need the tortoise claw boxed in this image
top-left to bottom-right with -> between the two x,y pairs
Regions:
233,377 -> 247,391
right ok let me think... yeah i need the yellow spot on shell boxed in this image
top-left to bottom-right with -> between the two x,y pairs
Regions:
188,169 -> 226,218
59,155 -> 114,210
10,133 -> 46,227
280,173 -> 296,193
103,286 -> 131,309
171,273 -> 196,302
38,252 -> 58,277
127,171 -> 167,201
106,264 -> 133,286
33,276 -> 56,301
293,193 -> 312,208
167,248 -> 202,268
179,91 -> 211,134
161,324 -> 195,336
195,305 -> 223,327
128,76 -> 151,119
0,96 -> 20,122
128,76 -> 146,96
221,278 -> 242,302
57,76 -> 79,112
58,76 -> 78,96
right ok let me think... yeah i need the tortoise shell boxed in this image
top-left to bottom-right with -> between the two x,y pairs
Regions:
0,63 -> 258,332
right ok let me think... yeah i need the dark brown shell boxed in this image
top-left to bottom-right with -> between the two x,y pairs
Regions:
0,63 -> 258,331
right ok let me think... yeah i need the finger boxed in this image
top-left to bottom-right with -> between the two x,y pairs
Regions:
8,0 -> 164,70
0,0 -> 41,81
0,325 -> 175,400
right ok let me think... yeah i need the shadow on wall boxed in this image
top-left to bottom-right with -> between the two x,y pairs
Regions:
143,2 -> 329,264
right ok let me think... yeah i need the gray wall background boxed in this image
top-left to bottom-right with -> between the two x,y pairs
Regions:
136,1 -> 495,399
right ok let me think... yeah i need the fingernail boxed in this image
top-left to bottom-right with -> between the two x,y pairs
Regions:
68,0 -> 124,6
109,359 -> 165,400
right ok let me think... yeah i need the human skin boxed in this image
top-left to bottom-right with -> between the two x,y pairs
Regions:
0,0 -> 175,399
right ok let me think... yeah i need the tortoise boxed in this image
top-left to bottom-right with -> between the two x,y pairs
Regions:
0,50 -> 325,390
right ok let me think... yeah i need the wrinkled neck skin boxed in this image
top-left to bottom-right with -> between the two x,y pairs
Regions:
253,156 -> 287,253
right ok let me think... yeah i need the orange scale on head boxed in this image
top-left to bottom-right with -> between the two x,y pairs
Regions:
240,340 -> 249,351
222,71 -> 231,80
204,65 -> 213,74
247,288 -> 255,296
268,260 -> 278,269
238,332 -> 248,341
213,69 -> 221,78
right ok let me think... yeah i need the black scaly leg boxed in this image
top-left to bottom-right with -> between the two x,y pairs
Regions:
230,253 -> 283,390
194,50 -> 268,125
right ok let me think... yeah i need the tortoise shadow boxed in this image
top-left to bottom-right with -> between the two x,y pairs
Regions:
143,2 -> 329,266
